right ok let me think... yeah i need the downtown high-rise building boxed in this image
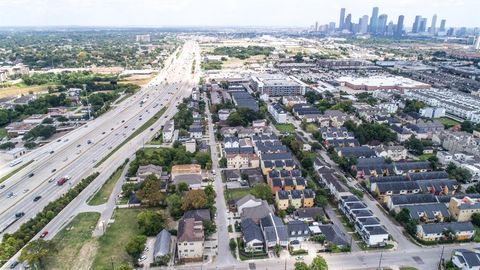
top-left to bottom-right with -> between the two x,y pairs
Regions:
359,15 -> 369,34
439,19 -> 446,32
339,8 -> 346,30
419,18 -> 427,32
344,13 -> 352,31
369,7 -> 379,33
412,15 -> 421,33
396,15 -> 405,37
430,14 -> 437,34
377,14 -> 388,35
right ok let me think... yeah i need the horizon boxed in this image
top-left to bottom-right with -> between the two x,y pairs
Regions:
0,0 -> 479,29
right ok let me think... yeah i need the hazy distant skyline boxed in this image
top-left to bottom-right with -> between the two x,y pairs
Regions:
0,0 -> 479,28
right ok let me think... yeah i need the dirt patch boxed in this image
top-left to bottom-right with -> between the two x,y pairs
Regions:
69,240 -> 98,270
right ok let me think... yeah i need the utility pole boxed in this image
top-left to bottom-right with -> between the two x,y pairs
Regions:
378,251 -> 383,270
83,84 -> 91,120
439,245 -> 445,267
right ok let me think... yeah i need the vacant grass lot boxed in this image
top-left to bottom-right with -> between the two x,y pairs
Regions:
275,123 -> 295,134
88,164 -> 125,205
92,208 -> 142,270
0,128 -> 7,139
0,84 -> 52,98
438,117 -> 461,128
45,212 -> 100,270
224,188 -> 252,201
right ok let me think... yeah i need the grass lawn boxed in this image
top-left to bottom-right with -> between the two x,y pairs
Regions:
224,188 -> 252,201
0,160 -> 34,184
438,117 -> 461,128
95,106 -> 167,168
92,208 -> 142,270
0,128 -> 6,139
45,212 -> 100,270
88,164 -> 125,206
0,84 -> 53,98
400,267 -> 418,270
305,123 -> 318,133
275,123 -> 295,134
417,153 -> 434,161
475,226 -> 480,242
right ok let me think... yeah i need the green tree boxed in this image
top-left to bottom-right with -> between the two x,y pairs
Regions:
0,142 -> 15,150
472,213 -> 480,226
125,235 -> 147,262
203,220 -> 217,238
181,189 -> 207,211
137,210 -> 165,236
311,255 -> 328,270
461,120 -> 475,133
251,183 -> 273,203
294,52 -> 304,63
229,238 -> 237,251
295,262 -> 311,270
19,239 -> 55,269
166,194 -> 184,220
136,175 -> 164,206
405,136 -> 424,155
395,208 -> 411,224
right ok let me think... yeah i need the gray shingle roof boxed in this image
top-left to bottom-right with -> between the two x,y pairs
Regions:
153,229 -> 172,258
419,222 -> 474,234
241,218 -> 264,243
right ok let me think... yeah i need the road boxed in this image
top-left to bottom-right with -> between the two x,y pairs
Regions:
0,43 -> 198,237
1,40 -> 200,269
205,92 -> 237,267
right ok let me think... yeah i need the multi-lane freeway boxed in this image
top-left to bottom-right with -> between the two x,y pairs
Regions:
0,41 -> 199,239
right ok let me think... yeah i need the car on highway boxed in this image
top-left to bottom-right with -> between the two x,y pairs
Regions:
9,261 -> 18,269
111,128 -> 114,131
33,195 -> 42,202
15,212 -> 25,219
64,138 -> 69,142
0,184 -> 5,189
48,178 -> 55,183
87,140 -> 92,144
7,192 -> 14,198
50,150 -> 54,154
28,172 -> 34,178
102,131 -> 106,134
57,139 -> 61,142
51,169 -> 56,173
77,144 -> 81,147
40,231 -> 48,238
150,128 -> 154,131
23,189 -> 29,193
121,120 -> 125,123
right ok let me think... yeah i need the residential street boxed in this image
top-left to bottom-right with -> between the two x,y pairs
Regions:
205,93 -> 237,267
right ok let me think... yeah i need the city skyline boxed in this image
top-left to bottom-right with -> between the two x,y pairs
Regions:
0,0 -> 478,28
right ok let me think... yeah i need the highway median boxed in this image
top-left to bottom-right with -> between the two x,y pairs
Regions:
94,106 -> 167,168
0,160 -> 34,184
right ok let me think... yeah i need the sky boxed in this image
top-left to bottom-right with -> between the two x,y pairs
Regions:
0,0 -> 478,28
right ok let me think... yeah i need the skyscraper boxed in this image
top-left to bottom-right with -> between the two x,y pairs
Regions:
419,18 -> 427,32
430,14 -> 437,34
339,8 -> 346,30
315,21 -> 319,31
377,14 -> 388,35
369,7 -> 379,33
439,19 -> 446,32
359,15 -> 369,34
412,15 -> 421,33
344,13 -> 352,32
396,15 -> 405,37
475,35 -> 480,50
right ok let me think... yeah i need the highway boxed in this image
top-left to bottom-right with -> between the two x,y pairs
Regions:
0,40 -> 199,238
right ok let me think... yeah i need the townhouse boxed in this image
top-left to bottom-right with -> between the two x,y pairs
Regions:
416,222 -> 475,242
268,103 -> 288,123
449,197 -> 480,222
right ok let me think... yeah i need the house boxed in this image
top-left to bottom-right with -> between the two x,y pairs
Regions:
153,229 -> 172,262
224,137 -> 240,148
177,218 -> 204,261
260,213 -> 289,248
276,190 -> 290,210
449,197 -> 480,222
163,120 -> 175,143
390,125 -> 413,142
171,164 -> 203,189
226,153 -> 259,169
403,203 -> 450,223
268,103 -> 287,124
182,209 -> 211,222
394,161 -> 431,174
373,181 -> 421,198
317,224 -> 350,247
317,173 -> 350,200
386,194 -> 439,212
184,139 -> 196,153
360,225 -> 389,247
416,222 -> 475,242
375,144 -> 407,161
241,218 -> 265,252
218,109 -> 233,121
241,201 -> 273,223
189,126 -> 203,139
236,195 -> 263,215
302,189 -> 315,208
287,220 -> 310,241
137,164 -> 162,180
289,190 -> 302,209
293,207 -> 325,222
452,248 -> 480,270
336,146 -> 377,159
416,179 -> 459,195
224,169 -> 241,182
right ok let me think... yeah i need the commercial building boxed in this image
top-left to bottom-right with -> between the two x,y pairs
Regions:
336,75 -> 430,91
250,74 -> 306,97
